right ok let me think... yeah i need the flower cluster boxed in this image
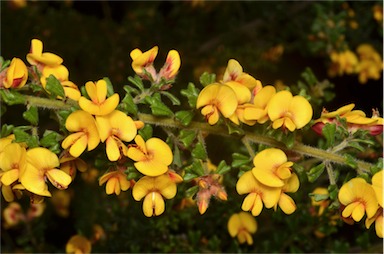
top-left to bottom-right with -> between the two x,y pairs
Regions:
0,135 -> 72,201
196,59 -> 313,131
236,148 -> 299,216
338,171 -> 383,238
328,44 -> 383,84
312,103 -> 384,136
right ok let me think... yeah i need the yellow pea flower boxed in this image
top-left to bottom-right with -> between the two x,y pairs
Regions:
274,173 -> 300,215
365,208 -> 383,238
244,85 -> 276,124
127,135 -> 173,177
268,90 -> 313,131
196,83 -> 238,125
0,143 -> 27,186
20,147 -> 72,197
252,148 -> 293,188
158,49 -> 181,80
62,110 -> 100,158
130,46 -> 159,78
78,79 -> 119,116
60,153 -> 88,180
312,104 -> 383,136
99,170 -> 133,195
1,58 -> 28,89
222,59 -> 262,91
0,134 -> 15,153
96,110 -> 137,161
228,103 -> 258,126
338,177 -> 379,222
371,170 -> 383,207
132,174 -> 177,217
39,65 -> 81,101
227,212 -> 257,245
236,171 -> 281,216
328,50 -> 358,77
310,187 -> 330,216
66,235 -> 92,254
26,39 -> 63,67
1,183 -> 23,202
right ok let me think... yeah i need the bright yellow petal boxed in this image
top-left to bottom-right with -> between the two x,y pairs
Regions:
196,83 -> 221,109
108,110 -> 137,141
106,137 -> 120,161
223,59 -> 243,82
132,176 -> 152,201
127,147 -> 146,162
69,135 -> 88,158
250,194 -> 263,216
0,143 -> 26,172
20,164 -> 51,197
95,80 -> 108,103
27,147 -> 60,170
84,81 -> 98,103
46,169 -> 72,189
95,115 -> 112,142
267,90 -> 292,121
147,138 -> 173,166
216,85 -> 238,117
372,171 -> 383,207
65,110 -> 96,132
134,160 -> 168,177
236,171 -> 258,194
227,213 -> 241,237
224,81 -> 252,104
239,211 -> 257,233
278,193 -> 296,214
155,174 -> 177,199
289,95 -> 313,129
1,169 -> 20,186
130,48 -> 143,60
143,192 -> 165,217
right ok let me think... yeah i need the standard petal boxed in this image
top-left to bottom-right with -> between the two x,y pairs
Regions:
267,90 -> 292,121
224,81 -> 252,104
109,111 -> 137,141
216,85 -> 238,117
99,94 -> 120,116
236,171 -> 257,194
196,83 -> 220,109
223,59 -> 243,82
239,212 -> 257,233
290,95 -> 313,129
132,176 -> 152,201
20,164 -> 51,197
155,174 -> 177,199
147,138 -> 173,166
27,147 -> 60,170
65,110 -> 96,132
134,160 -> 168,177
227,213 -> 241,237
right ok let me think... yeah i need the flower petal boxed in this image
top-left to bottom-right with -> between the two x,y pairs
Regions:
46,169 -> 72,189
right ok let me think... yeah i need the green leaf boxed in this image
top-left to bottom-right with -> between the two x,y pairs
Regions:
173,145 -> 182,168
1,124 -> 14,138
199,72 -> 216,87
160,91 -> 181,105
128,75 -> 145,92
231,153 -> 251,168
184,185 -> 199,197
308,193 -> 329,202
191,142 -> 207,160
180,82 -> 199,108
184,160 -> 204,176
13,128 -> 39,148
45,75 -> 65,98
307,163 -> 325,182
301,67 -> 318,86
120,93 -> 138,115
138,124 -> 153,141
23,106 -> 39,125
344,154 -> 357,169
40,130 -> 63,148
347,141 -> 365,152
322,123 -> 336,147
123,85 -> 139,95
183,172 -> 199,182
103,77 -> 115,96
226,121 -> 244,135
178,130 -> 196,148
1,103 -> 6,117
370,158 -> 383,175
0,89 -> 26,105
216,160 -> 231,175
175,110 -> 194,126
327,184 -> 338,200
0,57 -> 10,72
145,94 -> 173,117
281,131 -> 296,149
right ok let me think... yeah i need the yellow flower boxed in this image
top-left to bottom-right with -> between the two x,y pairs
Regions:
196,83 -> 238,125
127,135 -> 173,177
244,85 -> 276,124
338,177 -> 379,222
267,90 -> 313,131
227,212 -> 257,245
0,134 -> 15,153
78,79 -> 119,116
62,110 -> 100,157
372,170 -> 383,207
365,208 -> 383,238
312,104 -> 383,136
310,187 -> 330,216
328,50 -> 358,77
96,110 -> 137,161
236,171 -> 280,216
1,183 -> 23,202
222,59 -> 262,91
1,58 -> 28,89
355,44 -> 383,84
130,46 -> 158,78
39,65 -> 81,101
274,173 -> 300,215
99,170 -> 133,195
66,235 -> 92,254
20,147 -> 72,197
132,174 -> 177,217
0,143 -> 27,186
252,148 -> 293,188
373,5 -> 383,22
26,39 -> 63,67
60,153 -> 88,180
158,50 -> 181,80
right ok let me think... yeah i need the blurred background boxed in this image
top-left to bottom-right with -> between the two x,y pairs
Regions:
1,1 -> 383,253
